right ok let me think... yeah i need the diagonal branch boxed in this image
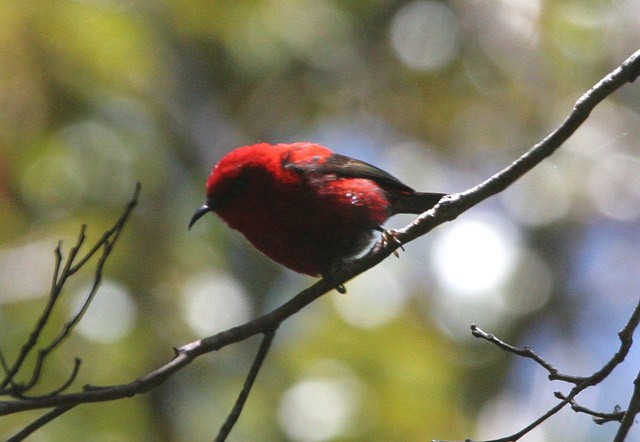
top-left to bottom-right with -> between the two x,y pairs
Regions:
613,371 -> 640,442
0,276 -> 335,414
7,405 -> 75,442
391,48 -> 640,249
214,329 -> 277,442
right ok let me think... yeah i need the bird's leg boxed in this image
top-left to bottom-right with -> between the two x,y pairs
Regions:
377,227 -> 404,258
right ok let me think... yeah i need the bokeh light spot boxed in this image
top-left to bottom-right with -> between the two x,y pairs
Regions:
502,249 -> 552,316
390,0 -> 460,71
181,272 -> 252,336
500,160 -> 571,226
21,149 -> 85,218
332,268 -> 407,329
588,152 -> 640,221
0,240 -> 54,303
278,376 -> 361,442
74,280 -> 137,343
430,215 -> 519,297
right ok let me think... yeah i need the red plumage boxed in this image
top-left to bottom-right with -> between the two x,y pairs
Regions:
190,142 -> 445,276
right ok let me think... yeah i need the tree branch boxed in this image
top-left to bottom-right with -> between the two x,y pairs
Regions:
613,371 -> 640,442
555,392 -> 624,424
0,183 -> 140,442
7,405 -> 75,442
470,324 -> 577,382
1,183 -> 140,396
462,294 -> 640,442
214,329 -> 277,442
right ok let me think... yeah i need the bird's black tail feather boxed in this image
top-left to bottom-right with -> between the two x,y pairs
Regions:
394,192 -> 446,214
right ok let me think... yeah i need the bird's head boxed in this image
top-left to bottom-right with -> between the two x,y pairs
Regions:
189,146 -> 273,229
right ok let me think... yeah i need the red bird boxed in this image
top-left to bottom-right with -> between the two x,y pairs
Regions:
190,142 -> 445,277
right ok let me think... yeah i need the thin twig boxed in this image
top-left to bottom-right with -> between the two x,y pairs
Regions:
0,228 -> 85,391
467,295 -> 640,442
0,183 -> 140,394
613,371 -> 640,442
580,297 -> 640,389
50,241 -> 63,300
0,346 -> 9,376
555,392 -> 624,424
470,325 -> 578,382
42,242 -> 111,352
7,405 -> 75,442
15,359 -> 82,400
486,399 -> 572,442
214,329 -> 277,442
68,182 -> 141,274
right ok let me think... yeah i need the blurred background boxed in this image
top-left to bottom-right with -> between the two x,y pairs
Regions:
0,0 -> 639,441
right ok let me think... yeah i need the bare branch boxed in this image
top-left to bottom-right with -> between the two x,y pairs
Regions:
324,48 -> 640,290
470,324 -> 578,382
613,371 -> 640,442
0,228 -> 85,391
50,242 -> 63,299
480,400 -> 570,442
464,294 -> 640,442
555,392 -> 624,424
40,242 -> 110,356
7,405 -> 75,442
15,359 -> 82,400
215,329 -> 277,442
68,182 -> 141,274
581,295 -> 640,389
0,183 -> 140,396
0,276 -> 335,414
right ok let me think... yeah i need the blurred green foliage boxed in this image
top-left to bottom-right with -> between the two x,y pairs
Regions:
0,1 -> 639,441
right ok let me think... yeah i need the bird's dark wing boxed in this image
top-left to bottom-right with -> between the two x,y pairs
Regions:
313,153 -> 415,193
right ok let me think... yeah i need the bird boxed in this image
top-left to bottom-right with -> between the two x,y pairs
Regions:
190,142 -> 445,279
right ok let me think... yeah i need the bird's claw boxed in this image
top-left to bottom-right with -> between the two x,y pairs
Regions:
381,229 -> 404,258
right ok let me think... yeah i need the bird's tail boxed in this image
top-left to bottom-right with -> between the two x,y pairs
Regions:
394,192 -> 446,214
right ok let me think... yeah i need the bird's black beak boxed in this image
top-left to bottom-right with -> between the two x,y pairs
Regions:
189,203 -> 212,230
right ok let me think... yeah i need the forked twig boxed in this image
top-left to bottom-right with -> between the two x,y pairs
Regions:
463,295 -> 640,442
0,183 -> 140,440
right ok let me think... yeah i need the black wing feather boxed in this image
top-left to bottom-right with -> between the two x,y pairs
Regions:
283,152 -> 446,213
318,153 -> 415,193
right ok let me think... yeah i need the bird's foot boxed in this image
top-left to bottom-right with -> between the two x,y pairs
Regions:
381,228 -> 404,258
